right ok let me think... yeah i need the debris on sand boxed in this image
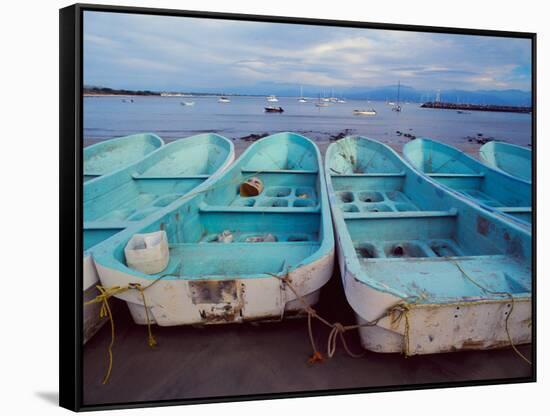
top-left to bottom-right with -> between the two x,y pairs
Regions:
240,133 -> 269,142
465,134 -> 494,145
329,129 -> 354,141
397,130 -> 415,140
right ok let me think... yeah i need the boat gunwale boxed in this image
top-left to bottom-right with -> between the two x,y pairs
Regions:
83,133 -> 165,180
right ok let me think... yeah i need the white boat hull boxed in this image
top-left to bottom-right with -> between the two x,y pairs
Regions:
334,231 -> 531,355
94,249 -> 334,326
83,254 -> 106,343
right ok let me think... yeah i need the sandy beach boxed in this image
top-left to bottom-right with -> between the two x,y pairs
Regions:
84,133 -> 486,160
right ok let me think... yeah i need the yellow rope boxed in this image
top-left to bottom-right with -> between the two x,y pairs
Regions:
271,267 -> 530,364
85,277 -> 165,384
454,261 -> 532,365
269,272 -> 411,362
130,283 -> 157,348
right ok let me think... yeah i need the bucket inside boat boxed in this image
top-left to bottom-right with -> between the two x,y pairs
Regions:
124,230 -> 169,274
240,177 -> 264,197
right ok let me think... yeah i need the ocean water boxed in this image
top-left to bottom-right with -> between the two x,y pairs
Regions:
84,95 -> 532,153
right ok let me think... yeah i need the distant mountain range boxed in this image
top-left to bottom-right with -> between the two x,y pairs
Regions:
85,84 -> 532,106
229,83 -> 531,106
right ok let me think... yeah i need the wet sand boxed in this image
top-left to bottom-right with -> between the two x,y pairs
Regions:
82,267 -> 532,407
84,130 -> 485,160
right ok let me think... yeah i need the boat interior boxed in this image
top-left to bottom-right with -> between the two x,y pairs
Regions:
84,134 -> 232,252
404,139 -> 531,224
328,137 -> 531,303
102,133 -> 330,279
84,133 -> 163,182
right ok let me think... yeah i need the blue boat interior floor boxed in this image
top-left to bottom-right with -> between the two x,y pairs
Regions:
160,241 -> 320,277
330,169 -> 530,303
121,146 -> 327,279
426,173 -> 531,222
82,265 -> 532,406
84,178 -> 207,251
229,185 -> 318,208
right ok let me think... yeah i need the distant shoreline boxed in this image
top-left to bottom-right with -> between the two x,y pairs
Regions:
83,87 -> 266,98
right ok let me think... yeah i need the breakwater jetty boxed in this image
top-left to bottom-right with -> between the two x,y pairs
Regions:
421,101 -> 531,114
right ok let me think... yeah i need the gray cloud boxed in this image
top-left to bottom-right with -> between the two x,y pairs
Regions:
83,11 -> 532,93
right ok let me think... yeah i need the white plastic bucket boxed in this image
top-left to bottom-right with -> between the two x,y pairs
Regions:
124,230 -> 169,274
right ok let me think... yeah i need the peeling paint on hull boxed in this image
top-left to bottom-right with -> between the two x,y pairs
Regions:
95,249 -> 333,325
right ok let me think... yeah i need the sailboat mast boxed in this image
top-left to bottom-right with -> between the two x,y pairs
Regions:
397,81 -> 401,105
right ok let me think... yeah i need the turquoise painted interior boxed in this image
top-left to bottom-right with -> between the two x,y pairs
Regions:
83,133 -> 164,182
92,132 -> 333,280
84,133 -> 233,253
403,138 -> 531,224
326,136 -> 531,304
480,141 -> 532,183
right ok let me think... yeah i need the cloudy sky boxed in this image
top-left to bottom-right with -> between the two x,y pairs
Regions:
83,11 -> 532,94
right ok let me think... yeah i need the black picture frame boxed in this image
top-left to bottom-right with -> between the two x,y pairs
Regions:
60,3 -> 536,411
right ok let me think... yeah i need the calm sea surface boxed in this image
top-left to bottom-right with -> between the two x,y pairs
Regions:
84,95 -> 532,154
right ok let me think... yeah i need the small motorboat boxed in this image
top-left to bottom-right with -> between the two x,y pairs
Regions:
353,109 -> 377,116
267,95 -> 279,102
479,141 -> 532,183
92,132 -> 334,327
264,106 -> 284,113
84,133 -> 164,182
326,136 -> 531,355
181,101 -> 195,106
218,96 -> 231,103
403,138 -> 531,225
83,133 -> 234,342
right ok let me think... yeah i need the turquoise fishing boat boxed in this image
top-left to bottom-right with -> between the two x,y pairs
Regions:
403,138 -> 531,224
91,132 -> 334,326
84,133 -> 164,182
479,141 -> 532,183
83,133 -> 234,341
326,136 -> 531,355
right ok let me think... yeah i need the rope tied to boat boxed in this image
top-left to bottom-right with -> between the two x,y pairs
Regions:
84,274 -> 167,384
453,261 -> 531,365
269,272 -> 413,363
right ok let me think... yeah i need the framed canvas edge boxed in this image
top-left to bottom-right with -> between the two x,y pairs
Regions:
59,2 -> 537,412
